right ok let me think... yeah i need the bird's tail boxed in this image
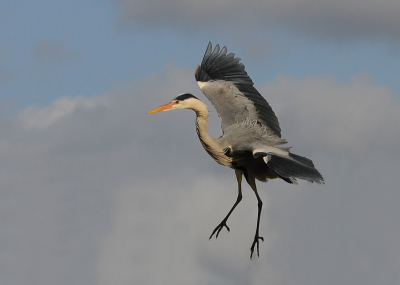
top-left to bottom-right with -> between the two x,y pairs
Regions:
266,152 -> 324,184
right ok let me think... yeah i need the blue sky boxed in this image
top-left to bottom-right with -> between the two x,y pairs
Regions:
1,1 -> 400,285
1,0 -> 399,111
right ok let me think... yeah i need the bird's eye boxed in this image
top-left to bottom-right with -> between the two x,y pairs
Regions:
175,100 -> 179,104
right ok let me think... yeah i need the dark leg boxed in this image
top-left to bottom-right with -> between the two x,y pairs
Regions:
209,170 -> 243,239
247,176 -> 264,259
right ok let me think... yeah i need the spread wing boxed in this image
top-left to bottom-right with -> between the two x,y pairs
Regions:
195,42 -> 281,137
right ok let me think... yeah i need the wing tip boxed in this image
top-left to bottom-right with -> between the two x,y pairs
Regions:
195,42 -> 252,85
205,41 -> 212,57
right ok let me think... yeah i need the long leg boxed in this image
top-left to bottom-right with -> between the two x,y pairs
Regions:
209,170 -> 243,239
246,175 -> 264,259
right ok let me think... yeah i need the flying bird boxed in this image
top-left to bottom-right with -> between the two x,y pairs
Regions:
147,42 -> 324,258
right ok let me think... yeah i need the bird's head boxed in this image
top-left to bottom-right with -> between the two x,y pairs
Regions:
147,93 -> 201,114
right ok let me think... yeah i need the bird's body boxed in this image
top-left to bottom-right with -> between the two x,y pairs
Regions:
190,97 -> 281,181
148,42 -> 324,258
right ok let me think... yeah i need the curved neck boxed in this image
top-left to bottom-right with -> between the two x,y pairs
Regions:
192,101 -> 231,167
193,101 -> 213,148
195,111 -> 212,147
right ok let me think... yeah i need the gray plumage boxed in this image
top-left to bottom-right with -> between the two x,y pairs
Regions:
195,42 -> 281,136
148,42 -> 324,259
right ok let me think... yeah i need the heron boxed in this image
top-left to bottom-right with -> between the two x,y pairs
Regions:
147,42 -> 324,259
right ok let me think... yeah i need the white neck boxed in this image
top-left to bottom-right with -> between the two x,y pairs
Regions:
184,99 -> 231,167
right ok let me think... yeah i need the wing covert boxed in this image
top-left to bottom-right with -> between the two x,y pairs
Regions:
195,42 -> 281,137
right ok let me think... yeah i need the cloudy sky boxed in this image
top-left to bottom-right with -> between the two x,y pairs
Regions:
1,1 -> 400,284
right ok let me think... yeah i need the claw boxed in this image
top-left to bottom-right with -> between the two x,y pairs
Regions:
209,220 -> 230,240
250,235 -> 264,259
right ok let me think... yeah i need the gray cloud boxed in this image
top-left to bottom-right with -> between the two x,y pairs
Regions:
114,0 -> 400,41
259,75 -> 400,284
264,74 -> 400,154
1,64 -> 399,284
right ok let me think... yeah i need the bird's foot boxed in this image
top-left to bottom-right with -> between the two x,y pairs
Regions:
209,219 -> 230,240
250,234 -> 264,259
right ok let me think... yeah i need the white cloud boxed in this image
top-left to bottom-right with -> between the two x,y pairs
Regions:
114,0 -> 400,41
18,96 -> 108,129
1,64 -> 400,285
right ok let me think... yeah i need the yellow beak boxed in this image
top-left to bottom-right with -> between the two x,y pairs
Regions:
147,101 -> 176,114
